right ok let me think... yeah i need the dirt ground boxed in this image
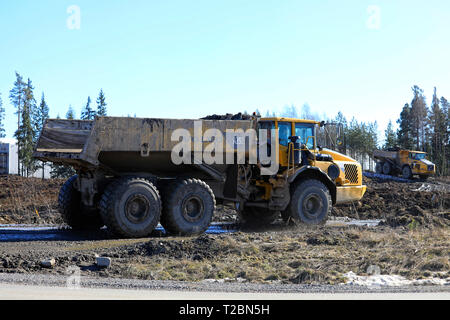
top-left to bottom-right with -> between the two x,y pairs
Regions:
0,174 -> 449,285
332,175 -> 450,228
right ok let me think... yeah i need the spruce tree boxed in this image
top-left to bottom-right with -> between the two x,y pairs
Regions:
81,96 -> 95,120
96,89 -> 107,116
9,72 -> 26,174
410,85 -> 428,150
397,103 -> 414,150
14,78 -> 36,176
33,93 -> 50,179
66,105 -> 76,119
384,120 -> 397,149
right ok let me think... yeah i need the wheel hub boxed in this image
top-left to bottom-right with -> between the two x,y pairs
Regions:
302,194 -> 323,218
125,194 -> 150,223
182,196 -> 204,222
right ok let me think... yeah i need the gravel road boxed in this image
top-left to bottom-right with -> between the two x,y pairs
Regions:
0,273 -> 449,300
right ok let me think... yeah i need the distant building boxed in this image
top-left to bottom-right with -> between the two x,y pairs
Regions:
0,138 -> 52,178
0,139 -> 18,175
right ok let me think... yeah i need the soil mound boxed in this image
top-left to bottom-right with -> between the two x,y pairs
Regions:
333,176 -> 450,228
0,175 -> 64,224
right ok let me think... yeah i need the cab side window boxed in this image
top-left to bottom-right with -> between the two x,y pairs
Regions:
278,122 -> 291,147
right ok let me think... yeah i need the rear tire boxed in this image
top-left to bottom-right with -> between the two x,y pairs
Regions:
160,179 -> 215,236
100,177 -> 161,238
287,179 -> 331,225
375,162 -> 383,174
382,162 -> 392,175
58,175 -> 104,230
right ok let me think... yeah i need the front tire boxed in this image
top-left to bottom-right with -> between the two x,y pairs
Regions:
58,175 -> 104,230
100,177 -> 161,238
160,179 -> 215,236
402,165 -> 412,179
287,179 -> 331,225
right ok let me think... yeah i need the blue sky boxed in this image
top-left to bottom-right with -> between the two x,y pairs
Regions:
1,0 -> 450,142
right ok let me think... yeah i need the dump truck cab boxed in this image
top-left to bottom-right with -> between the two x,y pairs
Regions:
374,148 -> 435,179
257,117 -> 366,205
403,150 -> 435,177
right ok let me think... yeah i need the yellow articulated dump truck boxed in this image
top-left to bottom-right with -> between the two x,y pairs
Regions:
33,115 -> 366,238
374,148 -> 436,180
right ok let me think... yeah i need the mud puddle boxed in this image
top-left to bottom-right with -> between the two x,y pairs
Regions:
0,222 -> 240,242
0,219 -> 381,242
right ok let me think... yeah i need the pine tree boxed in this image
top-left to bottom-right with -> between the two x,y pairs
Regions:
410,85 -> 428,150
0,93 -> 5,138
397,103 -> 414,150
9,72 -> 26,174
384,120 -> 397,149
81,96 -> 96,120
33,93 -> 50,179
334,111 -> 348,128
66,105 -> 76,119
14,78 -> 36,176
96,89 -> 107,116
438,96 -> 449,175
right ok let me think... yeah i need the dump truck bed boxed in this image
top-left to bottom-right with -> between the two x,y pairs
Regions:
33,116 -> 257,173
373,149 -> 398,160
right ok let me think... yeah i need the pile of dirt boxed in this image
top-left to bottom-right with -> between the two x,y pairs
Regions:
201,112 -> 253,120
332,176 -> 450,228
0,175 -> 64,224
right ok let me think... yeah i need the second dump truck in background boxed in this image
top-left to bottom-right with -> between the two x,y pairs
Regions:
374,148 -> 436,179
33,115 -> 366,238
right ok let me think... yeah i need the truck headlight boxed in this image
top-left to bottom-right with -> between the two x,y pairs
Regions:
327,164 -> 340,180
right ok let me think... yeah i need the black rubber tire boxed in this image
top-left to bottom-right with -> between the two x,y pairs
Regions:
239,207 -> 279,225
58,175 -> 104,230
100,177 -> 161,238
287,179 -> 331,225
375,162 -> 383,174
382,162 -> 392,175
402,165 -> 412,179
160,179 -> 215,236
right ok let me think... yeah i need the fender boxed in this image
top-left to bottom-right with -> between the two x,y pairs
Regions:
287,166 -> 337,204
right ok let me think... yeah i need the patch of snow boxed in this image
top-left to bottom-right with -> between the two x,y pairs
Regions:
201,277 -> 247,283
343,271 -> 450,287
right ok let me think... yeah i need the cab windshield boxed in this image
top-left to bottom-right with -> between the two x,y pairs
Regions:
294,123 -> 315,149
411,153 -> 426,160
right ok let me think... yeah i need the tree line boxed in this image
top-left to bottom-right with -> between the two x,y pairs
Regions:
1,72 -> 108,178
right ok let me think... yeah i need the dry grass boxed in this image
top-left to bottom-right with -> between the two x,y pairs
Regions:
112,226 -> 450,284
